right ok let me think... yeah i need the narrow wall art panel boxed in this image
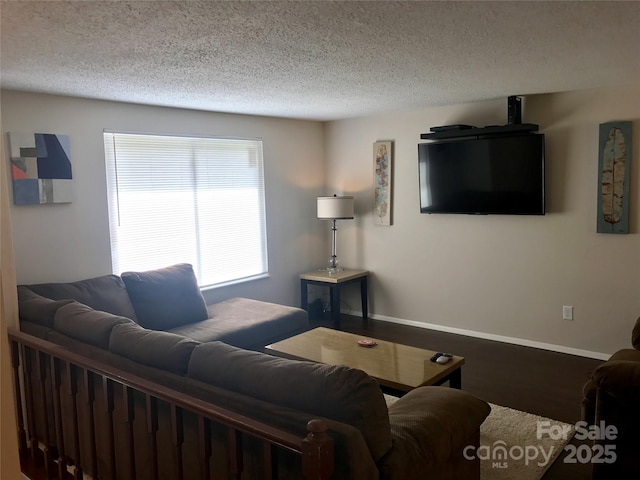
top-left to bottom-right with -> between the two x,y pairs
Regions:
374,140 -> 393,226
8,132 -> 73,205
596,122 -> 632,234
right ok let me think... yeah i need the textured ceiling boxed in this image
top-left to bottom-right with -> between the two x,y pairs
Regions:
1,1 -> 639,121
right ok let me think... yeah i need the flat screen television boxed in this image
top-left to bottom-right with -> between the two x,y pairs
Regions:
418,133 -> 545,215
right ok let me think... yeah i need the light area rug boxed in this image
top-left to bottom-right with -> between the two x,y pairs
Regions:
384,395 -> 574,480
479,403 -> 574,480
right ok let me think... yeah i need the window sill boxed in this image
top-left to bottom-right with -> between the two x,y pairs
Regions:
200,273 -> 270,292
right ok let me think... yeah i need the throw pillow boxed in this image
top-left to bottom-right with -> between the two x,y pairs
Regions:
17,286 -> 74,328
24,275 -> 138,320
121,263 -> 208,330
109,323 -> 199,375
54,302 -> 134,349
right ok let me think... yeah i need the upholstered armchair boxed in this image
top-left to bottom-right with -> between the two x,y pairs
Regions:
582,317 -> 640,479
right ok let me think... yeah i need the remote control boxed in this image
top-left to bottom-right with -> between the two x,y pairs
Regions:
436,353 -> 453,364
429,352 -> 443,362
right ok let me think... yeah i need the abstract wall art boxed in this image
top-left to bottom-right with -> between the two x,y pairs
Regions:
597,122 -> 632,234
9,132 -> 73,205
373,140 -> 393,226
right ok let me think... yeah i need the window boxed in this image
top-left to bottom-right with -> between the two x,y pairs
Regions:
103,132 -> 268,288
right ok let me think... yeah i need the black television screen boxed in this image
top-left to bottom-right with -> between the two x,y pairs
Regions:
418,134 -> 545,215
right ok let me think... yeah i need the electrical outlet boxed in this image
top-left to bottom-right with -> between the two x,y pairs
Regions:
562,305 -> 574,321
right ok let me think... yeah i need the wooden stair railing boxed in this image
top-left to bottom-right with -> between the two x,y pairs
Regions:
9,330 -> 334,480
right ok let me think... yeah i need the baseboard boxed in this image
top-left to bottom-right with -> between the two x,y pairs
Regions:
348,310 -> 611,360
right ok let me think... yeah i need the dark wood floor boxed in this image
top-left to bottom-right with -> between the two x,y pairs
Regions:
326,313 -> 604,480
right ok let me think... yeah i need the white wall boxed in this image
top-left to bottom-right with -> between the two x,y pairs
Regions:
4,86 -> 639,356
325,85 -> 640,357
1,90 -> 327,307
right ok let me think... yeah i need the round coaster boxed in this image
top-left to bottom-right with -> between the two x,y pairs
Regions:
357,339 -> 377,348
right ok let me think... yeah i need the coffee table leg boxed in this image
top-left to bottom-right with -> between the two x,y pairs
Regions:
301,279 -> 309,311
449,368 -> 462,389
330,285 -> 340,329
360,276 -> 368,324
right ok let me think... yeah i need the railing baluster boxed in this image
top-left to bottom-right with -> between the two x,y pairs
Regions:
37,350 -> 54,477
50,356 -> 67,479
66,363 -> 83,480
170,404 -> 184,480
22,345 -> 39,464
11,341 -> 28,456
228,428 -> 243,480
197,416 -> 211,480
123,386 -> 136,480
103,377 -> 116,479
263,441 -> 277,480
146,395 -> 159,480
83,369 -> 98,478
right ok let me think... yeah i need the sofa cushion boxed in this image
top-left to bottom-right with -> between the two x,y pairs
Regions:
188,341 -> 392,462
168,297 -> 308,348
54,302 -> 134,349
109,323 -> 199,375
121,263 -> 208,330
17,286 -> 74,328
23,275 -> 137,321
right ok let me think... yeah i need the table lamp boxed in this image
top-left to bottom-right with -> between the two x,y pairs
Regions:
317,195 -> 354,272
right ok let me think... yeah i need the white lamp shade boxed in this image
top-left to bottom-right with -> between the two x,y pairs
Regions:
317,196 -> 354,219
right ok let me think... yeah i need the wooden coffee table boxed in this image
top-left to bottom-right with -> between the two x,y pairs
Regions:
265,327 -> 464,395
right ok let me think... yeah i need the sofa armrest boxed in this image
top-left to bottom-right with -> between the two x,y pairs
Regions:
591,360 -> 640,403
590,360 -> 640,478
389,386 -> 490,456
377,386 -> 490,479
632,316 -> 640,350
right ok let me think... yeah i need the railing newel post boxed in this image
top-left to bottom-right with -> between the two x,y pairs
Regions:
302,419 -> 334,480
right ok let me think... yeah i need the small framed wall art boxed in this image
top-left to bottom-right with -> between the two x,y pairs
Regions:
373,140 -> 393,226
596,121 -> 632,234
8,132 -> 73,205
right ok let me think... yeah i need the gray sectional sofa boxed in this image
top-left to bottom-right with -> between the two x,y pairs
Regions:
19,263 -> 308,350
16,263 -> 491,479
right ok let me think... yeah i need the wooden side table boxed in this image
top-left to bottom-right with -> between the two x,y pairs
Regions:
299,269 -> 368,329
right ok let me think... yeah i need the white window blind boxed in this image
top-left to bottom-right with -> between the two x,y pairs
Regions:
103,132 -> 268,288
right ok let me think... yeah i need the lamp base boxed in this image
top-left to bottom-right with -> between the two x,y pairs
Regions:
322,266 -> 344,274
324,256 -> 343,273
